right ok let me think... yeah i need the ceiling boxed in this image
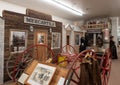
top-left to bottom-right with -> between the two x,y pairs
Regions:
3,0 -> 120,21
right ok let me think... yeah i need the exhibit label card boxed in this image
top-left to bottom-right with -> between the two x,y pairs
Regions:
57,77 -> 68,85
18,73 -> 29,84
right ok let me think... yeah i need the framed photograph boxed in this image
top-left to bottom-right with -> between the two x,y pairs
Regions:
37,33 -> 46,44
10,30 -> 27,53
75,34 -> 80,45
51,32 -> 61,49
27,63 -> 56,85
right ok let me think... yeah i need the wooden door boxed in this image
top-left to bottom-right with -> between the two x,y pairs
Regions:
66,35 -> 70,45
34,30 -> 48,62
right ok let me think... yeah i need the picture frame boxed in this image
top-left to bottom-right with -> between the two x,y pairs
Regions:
10,30 -> 27,53
75,34 -> 80,45
27,63 -> 56,85
51,32 -> 61,49
37,33 -> 46,44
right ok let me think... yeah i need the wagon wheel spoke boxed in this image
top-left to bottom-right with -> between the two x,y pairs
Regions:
21,54 -> 25,62
23,55 -> 30,62
71,79 -> 79,84
72,69 -> 80,80
8,65 -> 19,69
68,61 -> 80,84
9,67 -> 19,78
15,69 -> 21,78
23,53 -> 33,62
10,71 -> 14,75
25,57 -> 34,63
15,69 -> 24,78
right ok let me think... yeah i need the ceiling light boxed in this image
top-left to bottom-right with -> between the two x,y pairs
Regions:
43,0 -> 84,16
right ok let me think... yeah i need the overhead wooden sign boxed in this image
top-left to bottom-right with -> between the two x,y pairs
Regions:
87,29 -> 102,33
24,16 -> 56,27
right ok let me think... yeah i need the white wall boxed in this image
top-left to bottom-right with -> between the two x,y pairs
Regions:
52,15 -> 73,25
111,17 -> 118,45
0,18 -> 4,84
74,20 -> 84,27
62,25 -> 66,46
0,1 -> 26,16
117,17 -> 120,41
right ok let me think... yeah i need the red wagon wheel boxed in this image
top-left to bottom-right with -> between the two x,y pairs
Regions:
101,49 -> 112,85
6,44 -> 55,81
57,45 -> 78,68
61,45 -> 77,54
63,49 -> 98,85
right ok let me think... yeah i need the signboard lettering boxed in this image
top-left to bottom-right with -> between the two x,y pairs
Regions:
87,29 -> 102,33
24,16 -> 56,27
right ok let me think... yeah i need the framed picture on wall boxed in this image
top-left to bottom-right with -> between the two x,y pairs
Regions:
51,32 -> 61,49
10,30 -> 27,53
75,34 -> 80,45
37,32 -> 46,44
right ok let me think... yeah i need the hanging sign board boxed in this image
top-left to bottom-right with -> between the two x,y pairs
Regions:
87,29 -> 102,33
24,16 -> 56,27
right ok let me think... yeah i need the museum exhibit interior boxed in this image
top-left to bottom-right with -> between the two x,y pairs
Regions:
0,0 -> 120,85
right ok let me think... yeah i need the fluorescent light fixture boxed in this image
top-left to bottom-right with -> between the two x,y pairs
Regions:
43,0 -> 84,16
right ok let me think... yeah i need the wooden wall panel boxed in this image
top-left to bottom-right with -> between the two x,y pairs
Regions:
26,9 -> 52,20
3,10 -> 62,81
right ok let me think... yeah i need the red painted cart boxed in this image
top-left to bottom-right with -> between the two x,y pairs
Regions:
6,44 -> 112,85
58,49 -> 112,85
57,45 -> 78,67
